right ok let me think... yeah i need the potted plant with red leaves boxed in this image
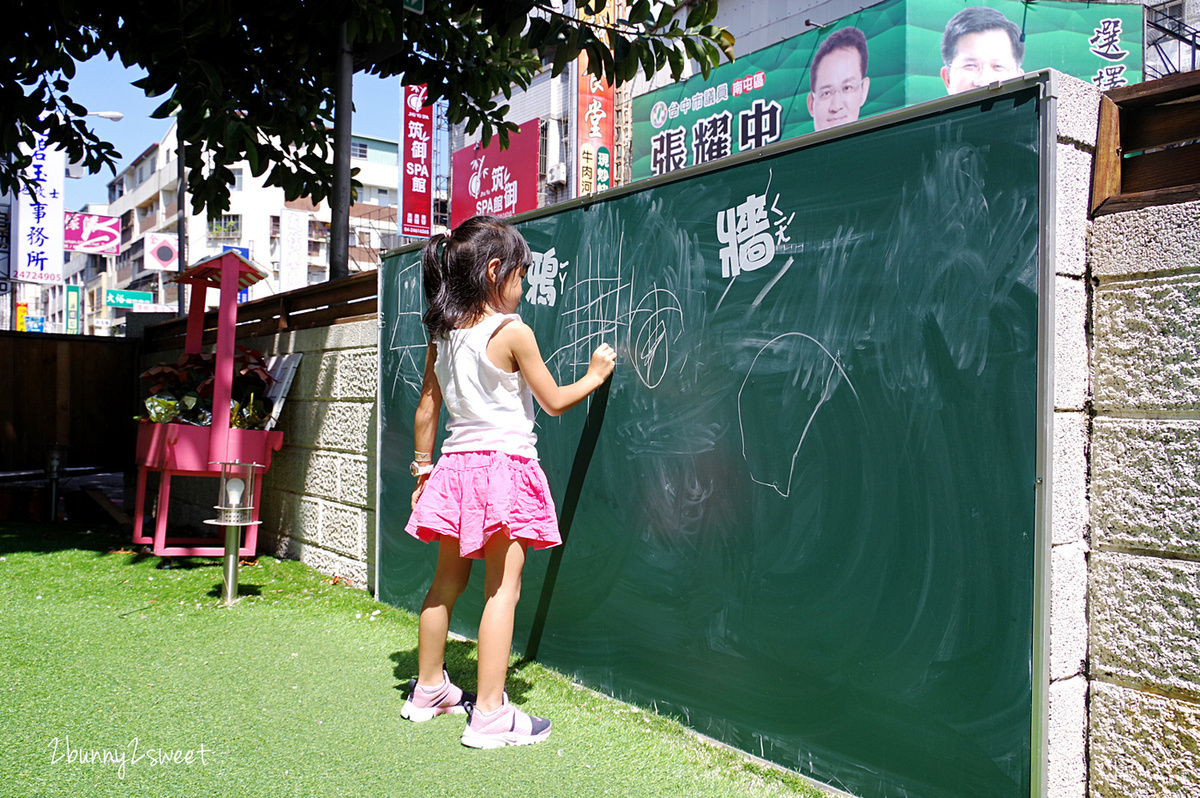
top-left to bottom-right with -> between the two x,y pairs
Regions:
139,346 -> 276,430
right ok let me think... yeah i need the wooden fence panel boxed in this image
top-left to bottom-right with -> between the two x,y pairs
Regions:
0,332 -> 140,473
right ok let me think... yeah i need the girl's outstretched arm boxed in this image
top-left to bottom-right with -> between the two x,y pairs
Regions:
412,342 -> 442,508
494,320 -> 615,416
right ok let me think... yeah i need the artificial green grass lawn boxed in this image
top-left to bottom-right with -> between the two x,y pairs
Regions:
0,522 -> 824,798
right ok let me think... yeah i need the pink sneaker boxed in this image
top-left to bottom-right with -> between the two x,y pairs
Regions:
400,665 -> 474,722
461,696 -> 552,748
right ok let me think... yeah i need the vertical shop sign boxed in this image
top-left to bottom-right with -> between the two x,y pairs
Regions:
577,7 -> 615,195
401,84 -> 434,237
65,284 -> 81,334
13,133 -> 65,284
278,209 -> 309,292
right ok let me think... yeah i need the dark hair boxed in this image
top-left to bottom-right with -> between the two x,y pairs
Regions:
812,26 -> 868,82
941,6 -> 1024,67
420,215 -> 531,338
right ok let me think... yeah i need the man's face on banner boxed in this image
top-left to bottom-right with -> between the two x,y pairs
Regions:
807,47 -> 869,132
941,29 -> 1022,94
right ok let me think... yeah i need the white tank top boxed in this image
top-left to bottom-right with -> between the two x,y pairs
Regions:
434,313 -> 538,458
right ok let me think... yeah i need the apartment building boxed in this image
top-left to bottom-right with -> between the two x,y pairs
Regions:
75,122 -> 399,335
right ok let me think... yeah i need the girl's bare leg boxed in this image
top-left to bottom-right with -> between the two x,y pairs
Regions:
416,536 -> 473,686
475,533 -> 527,712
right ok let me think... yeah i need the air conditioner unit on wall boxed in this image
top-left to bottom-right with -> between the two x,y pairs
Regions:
547,162 -> 567,186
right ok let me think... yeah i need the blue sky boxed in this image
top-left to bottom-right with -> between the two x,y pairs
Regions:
63,56 -> 401,212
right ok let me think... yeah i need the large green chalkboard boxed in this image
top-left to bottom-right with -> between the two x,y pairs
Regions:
379,81 -> 1048,797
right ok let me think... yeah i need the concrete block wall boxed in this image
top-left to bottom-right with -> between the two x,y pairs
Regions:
251,319 -> 379,590
1048,73 -> 1100,798
1052,70 -> 1200,797
1087,198 -> 1200,797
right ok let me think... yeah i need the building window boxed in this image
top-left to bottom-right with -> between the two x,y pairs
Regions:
208,214 -> 242,240
433,196 -> 449,231
539,120 -> 548,178
377,188 -> 391,206
230,168 -> 243,191
350,141 -> 369,159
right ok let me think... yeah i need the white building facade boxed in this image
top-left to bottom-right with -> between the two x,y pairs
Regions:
47,124 -> 399,336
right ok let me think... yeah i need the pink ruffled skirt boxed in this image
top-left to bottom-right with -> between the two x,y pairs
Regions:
405,451 -> 562,559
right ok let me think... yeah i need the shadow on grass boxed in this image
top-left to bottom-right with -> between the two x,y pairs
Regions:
0,520 -> 131,556
205,582 -> 264,598
389,640 -> 535,706
0,521 -> 252,579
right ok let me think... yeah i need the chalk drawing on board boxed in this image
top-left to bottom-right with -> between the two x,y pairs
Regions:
385,260 -> 430,398
629,287 -> 685,389
546,229 -> 632,386
749,256 -> 795,313
737,332 -> 859,498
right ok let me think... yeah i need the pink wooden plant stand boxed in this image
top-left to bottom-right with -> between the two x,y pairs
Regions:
132,251 -> 283,557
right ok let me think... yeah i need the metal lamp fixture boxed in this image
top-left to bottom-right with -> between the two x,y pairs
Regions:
44,443 -> 68,523
205,461 -> 262,606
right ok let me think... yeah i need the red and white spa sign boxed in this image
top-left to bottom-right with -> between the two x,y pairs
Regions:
450,119 -> 540,229
401,84 -> 433,237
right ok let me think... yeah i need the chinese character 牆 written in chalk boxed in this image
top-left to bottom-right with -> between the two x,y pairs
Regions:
717,192 -> 775,279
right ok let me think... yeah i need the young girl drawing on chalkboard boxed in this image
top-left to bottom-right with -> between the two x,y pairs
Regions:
401,215 -> 616,748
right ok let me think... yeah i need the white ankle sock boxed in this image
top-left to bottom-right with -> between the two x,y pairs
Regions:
417,676 -> 447,694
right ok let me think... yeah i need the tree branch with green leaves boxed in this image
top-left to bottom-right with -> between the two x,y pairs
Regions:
3,0 -> 733,220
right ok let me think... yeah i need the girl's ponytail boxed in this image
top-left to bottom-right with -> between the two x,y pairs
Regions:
421,232 -> 452,337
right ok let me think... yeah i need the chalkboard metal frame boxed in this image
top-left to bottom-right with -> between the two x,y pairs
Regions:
376,70 -> 1059,798
1031,69 -> 1059,798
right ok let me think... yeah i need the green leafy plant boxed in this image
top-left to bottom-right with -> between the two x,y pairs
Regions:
138,346 -> 276,429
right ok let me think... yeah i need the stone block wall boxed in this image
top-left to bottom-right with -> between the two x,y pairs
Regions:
1087,199 -> 1200,797
1048,73 -> 1099,798
254,319 -> 378,590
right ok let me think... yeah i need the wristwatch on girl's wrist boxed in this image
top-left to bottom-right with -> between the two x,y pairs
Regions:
410,460 -> 433,477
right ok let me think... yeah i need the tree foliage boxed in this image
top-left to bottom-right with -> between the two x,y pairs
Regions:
4,0 -> 733,218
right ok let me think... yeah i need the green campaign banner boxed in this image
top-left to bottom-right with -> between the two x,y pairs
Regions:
632,0 -> 1141,180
